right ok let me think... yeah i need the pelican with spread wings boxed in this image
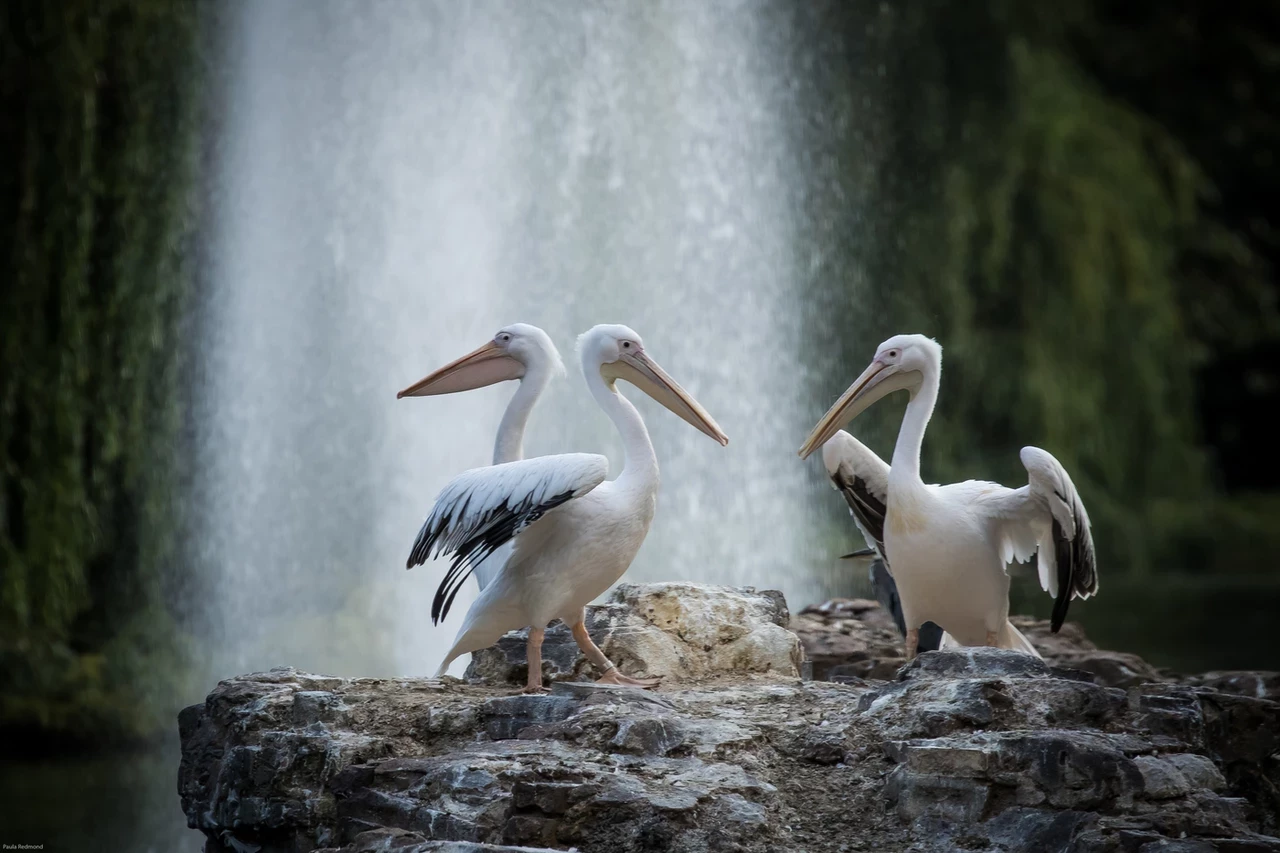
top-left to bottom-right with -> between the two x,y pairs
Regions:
801,334 -> 1098,658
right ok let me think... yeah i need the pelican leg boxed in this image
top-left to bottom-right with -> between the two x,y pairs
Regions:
523,627 -> 549,694
985,630 -> 998,648
570,621 -> 660,689
905,628 -> 920,661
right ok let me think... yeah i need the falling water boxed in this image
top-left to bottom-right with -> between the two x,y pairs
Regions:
196,1 -> 885,681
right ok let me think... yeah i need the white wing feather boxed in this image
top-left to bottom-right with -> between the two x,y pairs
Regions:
822,431 -> 891,561
407,453 -> 608,623
979,446 -> 1098,630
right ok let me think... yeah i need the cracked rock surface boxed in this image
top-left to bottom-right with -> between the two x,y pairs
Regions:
179,587 -> 1279,852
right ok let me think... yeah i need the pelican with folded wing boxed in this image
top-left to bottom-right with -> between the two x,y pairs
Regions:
408,324 -> 728,691
801,334 -> 1097,658
398,323 -> 562,590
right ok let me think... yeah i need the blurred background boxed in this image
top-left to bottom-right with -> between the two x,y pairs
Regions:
2,1 -> 1277,849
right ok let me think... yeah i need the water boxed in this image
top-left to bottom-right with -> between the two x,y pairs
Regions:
0,741 -> 199,853
1008,574 -> 1280,674
194,0 -> 874,686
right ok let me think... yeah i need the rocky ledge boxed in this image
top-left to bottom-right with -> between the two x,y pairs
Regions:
178,585 -> 1280,853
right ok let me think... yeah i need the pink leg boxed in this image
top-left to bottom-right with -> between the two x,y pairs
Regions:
985,630 -> 999,648
523,627 -> 548,693
570,621 -> 660,689
905,628 -> 920,660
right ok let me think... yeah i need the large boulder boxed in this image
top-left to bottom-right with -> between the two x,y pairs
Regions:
467,583 -> 802,685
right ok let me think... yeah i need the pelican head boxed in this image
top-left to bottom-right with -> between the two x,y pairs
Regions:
578,324 -> 729,446
799,334 -> 940,459
398,323 -> 562,398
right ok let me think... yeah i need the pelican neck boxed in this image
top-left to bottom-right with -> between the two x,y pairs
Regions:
889,367 -> 939,487
492,361 -> 553,465
584,364 -> 659,487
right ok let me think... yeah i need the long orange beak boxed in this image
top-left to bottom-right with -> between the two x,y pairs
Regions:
798,359 -> 894,459
397,340 -> 524,398
603,349 -> 728,445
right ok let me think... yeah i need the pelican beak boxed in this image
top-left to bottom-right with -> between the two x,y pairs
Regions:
397,340 -> 524,398
799,358 -> 913,459
604,350 -> 729,445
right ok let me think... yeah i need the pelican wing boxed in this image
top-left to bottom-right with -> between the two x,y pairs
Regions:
823,431 -> 891,562
982,446 -> 1098,632
408,453 -> 609,623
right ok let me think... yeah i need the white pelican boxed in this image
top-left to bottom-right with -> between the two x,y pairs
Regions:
408,324 -> 728,691
398,323 -> 562,590
800,334 -> 1097,658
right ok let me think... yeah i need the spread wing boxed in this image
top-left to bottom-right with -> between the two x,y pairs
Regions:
407,453 -> 608,623
983,446 -> 1099,632
822,430 -> 890,562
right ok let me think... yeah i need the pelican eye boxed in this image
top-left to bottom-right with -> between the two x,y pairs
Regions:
499,334 -> 511,343
622,341 -> 633,349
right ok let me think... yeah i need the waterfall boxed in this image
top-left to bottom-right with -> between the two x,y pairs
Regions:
197,1 -> 875,679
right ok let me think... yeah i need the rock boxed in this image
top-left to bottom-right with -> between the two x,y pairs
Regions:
792,597 -> 909,681
466,621 -> 586,685
610,715 -> 688,755
180,594 -> 1280,853
1052,650 -> 1166,688
1129,684 -> 1208,748
1198,691 -> 1280,836
860,651 -> 1127,740
468,583 -> 802,685
856,648 -> 1280,849
1002,617 -> 1167,688
897,645 -> 1056,680
320,829 -> 566,852
1009,615 -> 1097,655
1134,754 -> 1194,799
479,693 -> 579,740
548,680 -> 674,706
886,767 -> 991,822
795,603 -> 1170,689
979,807 -> 1099,852
1165,752 -> 1228,792
1185,671 -> 1280,702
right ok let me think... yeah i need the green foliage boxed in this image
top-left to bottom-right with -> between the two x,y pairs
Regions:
850,1 -> 1278,574
0,0 -> 200,742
